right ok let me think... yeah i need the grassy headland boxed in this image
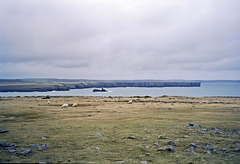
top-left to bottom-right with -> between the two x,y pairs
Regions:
0,96 -> 239,163
0,79 -> 200,92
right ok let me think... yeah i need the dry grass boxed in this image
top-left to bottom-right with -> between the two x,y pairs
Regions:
0,96 -> 240,163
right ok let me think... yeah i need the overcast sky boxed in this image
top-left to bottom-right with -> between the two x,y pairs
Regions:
0,0 -> 240,80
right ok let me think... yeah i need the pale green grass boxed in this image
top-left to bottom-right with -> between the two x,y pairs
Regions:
0,96 -> 239,163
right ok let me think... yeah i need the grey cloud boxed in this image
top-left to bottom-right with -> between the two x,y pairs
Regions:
0,0 -> 240,79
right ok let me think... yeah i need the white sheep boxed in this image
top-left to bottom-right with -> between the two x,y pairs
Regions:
72,103 -> 78,107
47,101 -> 51,104
61,104 -> 69,108
128,100 -> 133,104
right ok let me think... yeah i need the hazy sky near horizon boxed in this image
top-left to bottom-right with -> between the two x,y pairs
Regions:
0,0 -> 240,80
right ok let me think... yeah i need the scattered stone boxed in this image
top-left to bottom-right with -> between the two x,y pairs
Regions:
157,140 -> 176,152
8,149 -> 18,154
88,146 -> 94,150
0,129 -> 9,133
0,143 -> 16,148
201,129 -> 207,134
88,146 -> 100,152
141,161 -> 148,164
127,136 -> 136,139
222,135 -> 230,138
187,122 -> 195,128
29,144 -> 48,150
184,135 -> 189,138
21,148 -> 33,156
189,143 -> 201,148
158,135 -> 168,139
158,145 -> 175,152
197,125 -> 202,128
29,144 -> 41,148
230,154 -> 235,158
220,148 -> 228,153
231,129 -> 237,135
39,144 -> 48,151
42,136 -> 48,140
165,140 -> 175,146
96,133 -> 103,137
233,148 -> 240,152
204,143 -> 216,154
114,160 -> 125,163
153,142 -> 159,148
95,147 -> 100,151
0,143 -> 11,147
184,147 -> 197,154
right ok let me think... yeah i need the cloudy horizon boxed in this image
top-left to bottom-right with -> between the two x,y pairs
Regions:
0,0 -> 240,80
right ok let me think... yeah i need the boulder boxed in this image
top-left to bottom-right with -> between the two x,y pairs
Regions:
0,129 -> 9,133
21,148 -> 33,156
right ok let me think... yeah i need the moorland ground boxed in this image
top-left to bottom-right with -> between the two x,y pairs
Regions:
0,96 -> 239,163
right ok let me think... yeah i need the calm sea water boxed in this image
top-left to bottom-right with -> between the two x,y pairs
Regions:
0,82 -> 240,97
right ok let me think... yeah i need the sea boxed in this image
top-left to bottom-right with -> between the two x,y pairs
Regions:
0,82 -> 240,97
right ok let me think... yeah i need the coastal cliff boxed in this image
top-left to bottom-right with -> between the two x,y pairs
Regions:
0,79 -> 201,92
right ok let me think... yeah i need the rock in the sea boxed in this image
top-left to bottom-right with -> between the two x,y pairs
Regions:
0,129 -> 9,133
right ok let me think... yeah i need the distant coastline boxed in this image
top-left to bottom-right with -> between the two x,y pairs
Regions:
0,79 -> 201,92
